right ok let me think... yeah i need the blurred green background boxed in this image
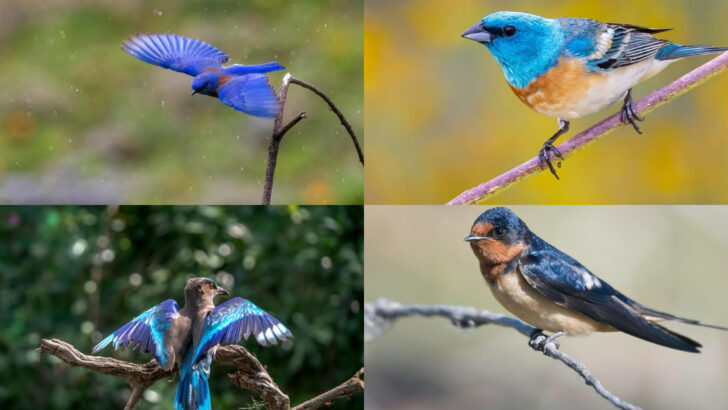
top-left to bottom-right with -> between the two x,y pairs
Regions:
0,205 -> 363,409
0,0 -> 363,204
365,206 -> 728,409
365,0 -> 728,204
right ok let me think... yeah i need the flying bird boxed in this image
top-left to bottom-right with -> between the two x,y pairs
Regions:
92,277 -> 292,409
122,33 -> 284,118
464,207 -> 727,352
462,11 -> 728,178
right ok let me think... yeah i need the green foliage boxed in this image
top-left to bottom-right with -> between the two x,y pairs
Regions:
0,205 -> 363,409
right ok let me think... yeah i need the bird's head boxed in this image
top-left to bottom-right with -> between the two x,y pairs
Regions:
191,72 -> 220,96
465,207 -> 530,265
184,277 -> 229,302
461,11 -> 564,88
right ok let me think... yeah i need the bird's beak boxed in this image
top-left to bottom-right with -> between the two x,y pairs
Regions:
462,22 -> 492,43
216,287 -> 229,296
191,90 -> 199,96
464,234 -> 491,242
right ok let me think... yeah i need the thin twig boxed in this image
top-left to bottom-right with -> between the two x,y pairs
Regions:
447,51 -> 728,205
38,338 -> 363,409
291,368 -> 364,410
289,77 -> 364,165
365,299 -> 642,410
261,73 -> 364,205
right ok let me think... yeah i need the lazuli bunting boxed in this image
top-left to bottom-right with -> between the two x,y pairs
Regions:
465,207 -> 728,352
463,11 -> 728,178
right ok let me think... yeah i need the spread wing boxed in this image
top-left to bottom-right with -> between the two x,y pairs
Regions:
517,238 -> 701,352
122,33 -> 229,76
217,74 -> 281,118
191,297 -> 292,365
92,299 -> 180,368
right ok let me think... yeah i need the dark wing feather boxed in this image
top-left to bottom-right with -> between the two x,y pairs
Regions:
518,237 -> 701,352
588,24 -> 671,70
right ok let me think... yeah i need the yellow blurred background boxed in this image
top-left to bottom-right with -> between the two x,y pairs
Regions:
365,0 -> 728,204
365,206 -> 728,409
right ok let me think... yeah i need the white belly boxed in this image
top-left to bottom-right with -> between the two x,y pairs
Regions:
488,269 -> 613,335
551,59 -> 673,119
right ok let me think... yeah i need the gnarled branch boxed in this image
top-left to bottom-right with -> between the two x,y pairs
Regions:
364,299 -> 641,410
262,73 -> 364,205
38,338 -> 363,410
447,51 -> 728,205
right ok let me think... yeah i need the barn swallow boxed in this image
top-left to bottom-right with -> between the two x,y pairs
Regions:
464,207 -> 727,352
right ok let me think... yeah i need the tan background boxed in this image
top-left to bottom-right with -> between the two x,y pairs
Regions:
365,206 -> 728,409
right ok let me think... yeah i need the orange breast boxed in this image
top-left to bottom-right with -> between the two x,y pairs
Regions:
509,58 -> 606,117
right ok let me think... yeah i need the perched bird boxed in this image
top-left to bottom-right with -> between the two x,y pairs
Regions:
122,33 -> 284,118
92,277 -> 292,409
462,11 -> 728,178
464,207 -> 727,352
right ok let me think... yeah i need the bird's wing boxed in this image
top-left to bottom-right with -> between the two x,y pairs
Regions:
517,241 -> 701,352
216,74 -> 281,118
588,23 -> 671,70
191,297 -> 291,365
560,19 -> 671,71
92,299 -> 180,368
122,34 -> 229,76
221,62 -> 285,75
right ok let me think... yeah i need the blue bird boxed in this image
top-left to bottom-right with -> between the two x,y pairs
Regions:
462,11 -> 728,178
92,277 -> 292,409
122,33 -> 284,118
465,207 -> 728,352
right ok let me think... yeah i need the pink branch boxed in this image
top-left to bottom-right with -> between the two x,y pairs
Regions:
447,51 -> 728,205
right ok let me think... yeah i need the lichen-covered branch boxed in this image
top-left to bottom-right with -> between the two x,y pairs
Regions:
261,73 -> 364,205
365,299 -> 641,410
447,51 -> 728,205
38,338 -> 363,410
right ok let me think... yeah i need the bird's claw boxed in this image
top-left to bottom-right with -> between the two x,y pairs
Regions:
620,92 -> 644,134
529,330 -> 564,352
538,143 -> 563,179
451,317 -> 477,329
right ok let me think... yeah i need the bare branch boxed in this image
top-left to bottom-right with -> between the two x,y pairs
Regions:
365,299 -> 642,410
447,51 -> 728,205
291,368 -> 364,410
38,338 -> 362,410
262,73 -> 363,205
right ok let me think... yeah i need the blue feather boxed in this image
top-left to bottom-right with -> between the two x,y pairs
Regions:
656,44 -> 728,60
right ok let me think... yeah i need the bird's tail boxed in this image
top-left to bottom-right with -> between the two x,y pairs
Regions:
174,352 -> 211,410
656,44 -> 728,60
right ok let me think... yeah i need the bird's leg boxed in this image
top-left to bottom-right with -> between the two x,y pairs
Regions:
529,329 -> 565,352
538,118 -> 569,180
528,329 -> 547,351
620,88 -> 643,134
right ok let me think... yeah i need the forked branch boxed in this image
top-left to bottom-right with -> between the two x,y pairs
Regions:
38,338 -> 363,410
262,73 -> 364,205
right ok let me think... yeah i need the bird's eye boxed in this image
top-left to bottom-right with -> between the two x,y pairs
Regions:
503,25 -> 517,37
492,227 -> 506,237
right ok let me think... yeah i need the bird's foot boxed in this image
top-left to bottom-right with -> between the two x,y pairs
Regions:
528,330 -> 565,352
451,316 -> 477,329
620,91 -> 644,134
538,142 -> 564,180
